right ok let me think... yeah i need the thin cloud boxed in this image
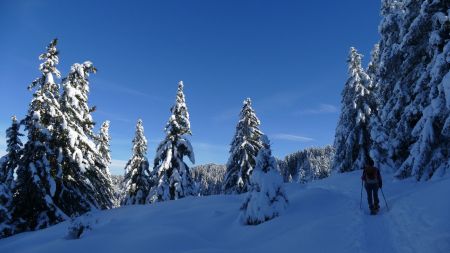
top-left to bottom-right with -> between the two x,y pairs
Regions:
270,133 -> 314,142
295,104 -> 338,115
94,78 -> 169,103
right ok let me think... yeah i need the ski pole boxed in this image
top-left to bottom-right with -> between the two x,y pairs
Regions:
381,187 -> 389,211
360,180 -> 363,210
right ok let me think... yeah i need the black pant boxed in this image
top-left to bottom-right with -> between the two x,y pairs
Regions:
365,183 -> 379,209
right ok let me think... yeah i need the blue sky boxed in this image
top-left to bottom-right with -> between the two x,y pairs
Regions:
0,0 -> 381,175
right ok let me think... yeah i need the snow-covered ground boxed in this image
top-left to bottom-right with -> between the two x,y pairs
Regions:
1,171 -> 449,253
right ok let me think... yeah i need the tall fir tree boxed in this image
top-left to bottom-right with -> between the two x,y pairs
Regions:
1,116 -> 23,190
369,0 -> 415,172
93,120 -> 116,207
377,0 -> 426,173
223,98 -> 263,194
367,44 -> 380,91
97,120 -> 112,175
390,0 -> 450,180
0,181 -> 11,238
333,47 -> 374,172
366,43 -> 390,169
376,0 -> 407,131
0,116 -> 23,237
239,135 -> 288,225
374,0 -> 450,180
122,119 -> 151,205
57,61 -> 105,215
12,39 -> 67,232
148,81 -> 196,202
81,126 -> 115,209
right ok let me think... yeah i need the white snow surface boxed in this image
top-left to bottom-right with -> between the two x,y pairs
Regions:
1,171 -> 449,253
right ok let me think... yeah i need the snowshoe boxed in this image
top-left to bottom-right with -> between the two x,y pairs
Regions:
370,209 -> 377,215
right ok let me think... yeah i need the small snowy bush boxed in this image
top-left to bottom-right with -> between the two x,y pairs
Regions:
67,214 -> 95,239
240,135 -> 288,225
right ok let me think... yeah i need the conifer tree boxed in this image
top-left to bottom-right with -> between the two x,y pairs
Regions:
223,98 -> 263,194
366,43 -> 390,169
240,135 -> 288,225
0,116 -> 23,238
148,81 -> 195,202
392,0 -> 450,180
83,126 -> 115,209
333,47 -> 373,172
376,0 -> 406,115
92,120 -> 116,207
56,61 -> 104,215
0,116 -> 23,190
377,0 -> 423,173
12,39 -> 67,232
122,119 -> 151,205
0,181 -> 11,238
97,120 -> 112,175
0,116 -> 23,237
373,0 -> 450,180
367,44 -> 380,91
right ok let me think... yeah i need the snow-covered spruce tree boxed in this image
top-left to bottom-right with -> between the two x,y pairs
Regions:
97,120 -> 112,175
240,135 -> 288,225
333,47 -> 373,172
0,180 -> 12,238
57,61 -> 113,215
110,174 -> 125,205
390,0 -> 450,180
375,0 -> 408,161
377,0 -> 406,110
12,39 -> 67,232
0,116 -> 23,237
122,119 -> 151,205
276,158 -> 289,182
1,116 -> 23,191
366,43 -> 381,108
366,43 -> 391,170
91,120 -> 116,207
376,0 -> 425,174
223,98 -> 263,194
148,81 -> 195,202
366,44 -> 380,86
373,0 -> 450,180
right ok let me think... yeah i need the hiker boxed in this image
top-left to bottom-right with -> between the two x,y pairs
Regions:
361,159 -> 382,214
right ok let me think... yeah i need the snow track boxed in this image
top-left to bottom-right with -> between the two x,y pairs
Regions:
362,210 -> 397,253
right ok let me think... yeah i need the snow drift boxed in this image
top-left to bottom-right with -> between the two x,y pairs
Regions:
1,171 -> 449,253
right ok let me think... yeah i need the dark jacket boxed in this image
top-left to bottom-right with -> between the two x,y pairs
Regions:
361,167 -> 382,188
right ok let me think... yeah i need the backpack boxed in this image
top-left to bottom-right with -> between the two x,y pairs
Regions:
365,166 -> 378,185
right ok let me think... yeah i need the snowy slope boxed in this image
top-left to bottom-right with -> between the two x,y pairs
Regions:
1,171 -> 449,253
